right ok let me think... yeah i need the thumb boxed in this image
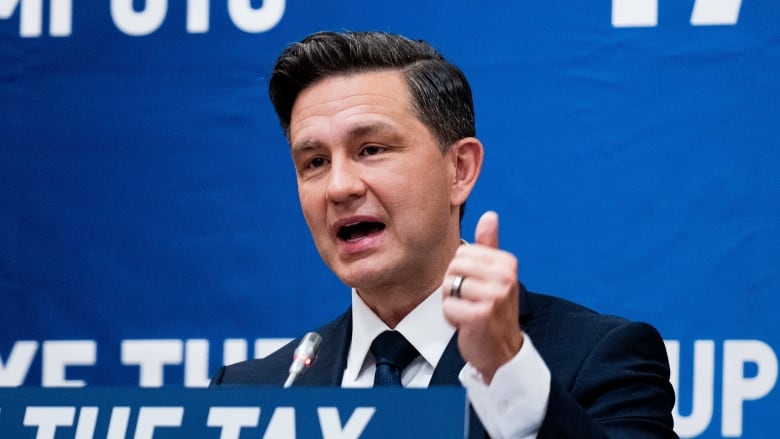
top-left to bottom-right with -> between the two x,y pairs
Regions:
475,211 -> 499,248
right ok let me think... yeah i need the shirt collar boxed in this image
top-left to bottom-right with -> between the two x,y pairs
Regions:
345,287 -> 456,382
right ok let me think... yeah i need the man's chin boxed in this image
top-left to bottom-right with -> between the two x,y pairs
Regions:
332,262 -> 393,291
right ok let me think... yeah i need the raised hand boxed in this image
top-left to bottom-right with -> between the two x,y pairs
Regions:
442,211 -> 524,383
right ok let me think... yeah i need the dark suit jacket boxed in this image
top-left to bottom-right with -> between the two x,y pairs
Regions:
211,287 -> 677,438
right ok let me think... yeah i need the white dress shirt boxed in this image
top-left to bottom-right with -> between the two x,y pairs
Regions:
341,287 -> 551,439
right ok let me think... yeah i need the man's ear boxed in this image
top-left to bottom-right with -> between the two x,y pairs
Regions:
450,137 -> 484,206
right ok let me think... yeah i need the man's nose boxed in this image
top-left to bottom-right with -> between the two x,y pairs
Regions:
326,158 -> 366,203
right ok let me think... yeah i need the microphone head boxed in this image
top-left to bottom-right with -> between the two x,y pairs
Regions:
289,332 -> 322,375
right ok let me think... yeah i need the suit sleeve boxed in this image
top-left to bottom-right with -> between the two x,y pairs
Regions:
538,321 -> 678,438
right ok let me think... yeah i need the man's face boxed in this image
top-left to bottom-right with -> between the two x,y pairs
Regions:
289,70 -> 461,293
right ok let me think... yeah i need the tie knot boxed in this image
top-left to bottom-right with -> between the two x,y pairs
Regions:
369,331 -> 419,386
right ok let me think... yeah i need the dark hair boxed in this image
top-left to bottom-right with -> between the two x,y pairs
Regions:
268,31 -> 475,152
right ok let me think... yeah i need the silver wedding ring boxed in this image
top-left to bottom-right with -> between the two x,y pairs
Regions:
450,275 -> 465,298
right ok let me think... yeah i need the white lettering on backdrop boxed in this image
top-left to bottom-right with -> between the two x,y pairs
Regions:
0,0 -> 286,37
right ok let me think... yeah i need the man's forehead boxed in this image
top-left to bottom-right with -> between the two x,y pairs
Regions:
289,71 -> 417,144
291,70 -> 411,115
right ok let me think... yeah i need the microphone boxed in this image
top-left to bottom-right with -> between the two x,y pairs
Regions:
284,332 -> 322,388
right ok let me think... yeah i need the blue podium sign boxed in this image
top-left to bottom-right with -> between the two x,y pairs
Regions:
0,387 -> 467,438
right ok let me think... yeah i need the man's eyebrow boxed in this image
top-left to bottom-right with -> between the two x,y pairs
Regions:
290,139 -> 321,153
291,122 -> 404,152
347,122 -> 403,143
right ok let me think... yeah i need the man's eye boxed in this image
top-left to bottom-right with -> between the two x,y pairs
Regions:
362,145 -> 384,156
307,157 -> 327,169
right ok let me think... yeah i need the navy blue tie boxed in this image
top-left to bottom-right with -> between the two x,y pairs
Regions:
370,331 -> 420,386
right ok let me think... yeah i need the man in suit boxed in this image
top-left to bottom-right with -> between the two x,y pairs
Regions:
212,31 -> 677,438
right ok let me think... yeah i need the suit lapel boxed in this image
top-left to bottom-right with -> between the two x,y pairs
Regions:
430,333 -> 465,385
294,309 -> 353,386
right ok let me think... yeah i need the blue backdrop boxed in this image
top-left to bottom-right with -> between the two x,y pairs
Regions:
1,1 -> 778,437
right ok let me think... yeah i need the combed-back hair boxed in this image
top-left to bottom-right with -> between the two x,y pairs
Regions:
269,31 -> 476,152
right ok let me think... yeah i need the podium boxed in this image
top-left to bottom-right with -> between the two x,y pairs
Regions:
0,386 -> 468,438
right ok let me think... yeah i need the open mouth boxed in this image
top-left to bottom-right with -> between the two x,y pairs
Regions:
336,222 -> 386,242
